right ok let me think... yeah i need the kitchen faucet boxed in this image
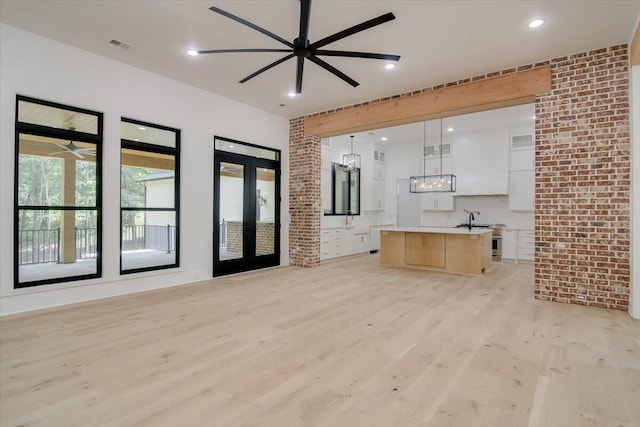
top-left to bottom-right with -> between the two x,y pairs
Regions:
463,209 -> 480,230
345,210 -> 354,225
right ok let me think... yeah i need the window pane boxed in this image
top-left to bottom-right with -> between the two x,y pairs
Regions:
215,139 -> 279,161
121,121 -> 177,148
18,134 -> 97,207
121,149 -> 175,208
334,165 -> 348,215
121,210 -> 176,271
18,209 -> 98,284
219,162 -> 244,260
350,170 -> 360,215
18,100 -> 99,134
256,167 -> 276,256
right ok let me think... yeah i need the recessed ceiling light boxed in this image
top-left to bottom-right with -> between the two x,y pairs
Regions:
528,19 -> 545,29
186,49 -> 200,56
288,92 -> 297,98
381,137 -> 388,141
134,138 -> 140,141
447,127 -> 454,132
228,145 -> 234,148
137,126 -> 146,130
532,115 -> 536,120
384,63 -> 396,70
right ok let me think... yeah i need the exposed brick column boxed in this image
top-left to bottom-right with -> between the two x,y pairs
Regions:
535,45 -> 631,310
289,117 -> 321,267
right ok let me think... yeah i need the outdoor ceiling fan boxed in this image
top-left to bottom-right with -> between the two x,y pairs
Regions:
50,141 -> 95,159
194,0 -> 400,94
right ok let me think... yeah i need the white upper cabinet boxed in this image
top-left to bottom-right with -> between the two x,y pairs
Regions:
452,129 -> 509,195
364,160 -> 385,211
508,132 -> 535,211
508,170 -> 535,211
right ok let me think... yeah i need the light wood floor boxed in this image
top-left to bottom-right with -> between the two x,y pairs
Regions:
1,255 -> 639,427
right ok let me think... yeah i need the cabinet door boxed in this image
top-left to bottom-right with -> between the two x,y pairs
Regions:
510,149 -> 534,171
405,233 -> 445,267
508,170 -> 534,211
517,229 -> 535,261
437,194 -> 455,211
501,229 -> 516,259
372,178 -> 385,210
380,231 -> 405,267
421,193 -> 454,211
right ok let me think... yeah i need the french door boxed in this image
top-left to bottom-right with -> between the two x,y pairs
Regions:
213,145 -> 280,276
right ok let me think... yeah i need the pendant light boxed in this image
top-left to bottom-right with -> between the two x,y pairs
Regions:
343,135 -> 361,171
409,119 -> 456,193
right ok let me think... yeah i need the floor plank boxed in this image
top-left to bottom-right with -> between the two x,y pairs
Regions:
1,255 -> 638,426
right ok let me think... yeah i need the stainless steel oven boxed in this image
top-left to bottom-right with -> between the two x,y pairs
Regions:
491,226 -> 503,261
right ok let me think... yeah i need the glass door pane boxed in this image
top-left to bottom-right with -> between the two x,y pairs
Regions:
219,161 -> 244,261
256,167 -> 276,256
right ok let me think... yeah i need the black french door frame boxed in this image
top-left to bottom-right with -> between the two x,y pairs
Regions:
213,146 -> 281,277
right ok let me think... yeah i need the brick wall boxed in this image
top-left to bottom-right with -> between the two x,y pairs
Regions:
289,117 -> 321,267
256,222 -> 275,256
226,221 -> 275,256
289,45 -> 631,311
535,46 -> 630,310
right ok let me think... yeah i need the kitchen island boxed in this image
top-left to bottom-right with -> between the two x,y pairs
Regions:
379,227 -> 492,275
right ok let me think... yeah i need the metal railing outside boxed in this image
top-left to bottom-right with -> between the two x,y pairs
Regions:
18,225 -> 176,265
18,228 -> 60,265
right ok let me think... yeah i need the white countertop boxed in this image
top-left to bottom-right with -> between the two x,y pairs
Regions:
378,226 -> 493,235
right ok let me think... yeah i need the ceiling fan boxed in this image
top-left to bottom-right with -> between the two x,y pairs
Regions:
50,141 -> 95,159
194,0 -> 400,94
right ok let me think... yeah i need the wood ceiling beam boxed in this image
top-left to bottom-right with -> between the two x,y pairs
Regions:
632,21 -> 640,66
304,66 -> 551,138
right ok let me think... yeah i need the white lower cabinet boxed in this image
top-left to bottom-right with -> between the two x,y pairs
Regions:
501,229 -> 516,260
320,227 -> 370,261
501,228 -> 534,262
517,229 -> 534,261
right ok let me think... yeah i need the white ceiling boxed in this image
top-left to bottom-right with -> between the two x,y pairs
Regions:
1,1 -> 639,119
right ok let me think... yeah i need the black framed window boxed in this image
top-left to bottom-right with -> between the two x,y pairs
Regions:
14,95 -> 103,288
324,163 -> 360,216
120,118 -> 180,274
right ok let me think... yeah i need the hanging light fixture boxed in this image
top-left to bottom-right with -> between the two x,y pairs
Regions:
343,135 -> 361,171
410,119 -> 456,193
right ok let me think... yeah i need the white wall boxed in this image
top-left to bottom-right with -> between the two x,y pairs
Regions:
219,176 -> 244,222
631,63 -> 640,319
0,24 -> 289,315
421,195 -> 534,229
257,179 -> 276,222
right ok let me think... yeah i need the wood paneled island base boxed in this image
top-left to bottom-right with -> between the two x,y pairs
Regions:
380,227 -> 492,275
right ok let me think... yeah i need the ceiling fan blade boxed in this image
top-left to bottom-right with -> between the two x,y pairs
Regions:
209,6 -> 294,48
314,50 -> 400,61
296,57 -> 304,94
307,55 -> 359,87
239,53 -> 295,84
54,143 -> 70,152
71,151 -> 85,159
298,0 -> 312,44
197,48 -> 292,54
308,12 -> 396,50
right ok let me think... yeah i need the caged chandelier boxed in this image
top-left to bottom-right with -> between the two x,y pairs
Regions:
343,135 -> 361,171
410,119 -> 456,193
